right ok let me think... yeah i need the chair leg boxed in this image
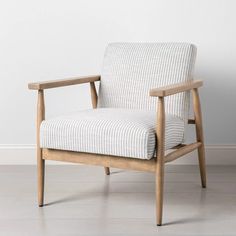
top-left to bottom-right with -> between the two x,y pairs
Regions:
156,96 -> 165,226
104,167 -> 110,175
192,88 -> 207,188
156,161 -> 164,226
37,90 -> 45,207
37,148 -> 45,207
197,144 -> 206,188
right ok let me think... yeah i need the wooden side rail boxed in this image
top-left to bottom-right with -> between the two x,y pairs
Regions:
165,142 -> 201,163
43,149 -> 157,172
43,142 -> 201,172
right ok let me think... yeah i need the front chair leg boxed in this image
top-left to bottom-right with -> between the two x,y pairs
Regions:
156,160 -> 165,226
37,90 -> 45,206
37,150 -> 45,206
156,97 -> 165,226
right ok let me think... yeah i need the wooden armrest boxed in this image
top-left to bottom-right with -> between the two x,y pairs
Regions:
28,75 -> 100,90
149,80 -> 203,97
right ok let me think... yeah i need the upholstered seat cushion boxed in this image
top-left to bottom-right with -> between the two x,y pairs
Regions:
40,108 -> 184,160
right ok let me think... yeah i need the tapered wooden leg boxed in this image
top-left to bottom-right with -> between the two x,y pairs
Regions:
104,167 -> 110,175
156,158 -> 164,226
156,97 -> 165,226
192,88 -> 207,188
37,90 -> 45,206
197,145 -> 206,188
37,150 -> 45,207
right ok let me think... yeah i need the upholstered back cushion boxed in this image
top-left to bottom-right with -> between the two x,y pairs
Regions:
98,43 -> 196,122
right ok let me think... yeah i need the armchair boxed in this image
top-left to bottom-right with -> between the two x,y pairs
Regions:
28,43 -> 206,226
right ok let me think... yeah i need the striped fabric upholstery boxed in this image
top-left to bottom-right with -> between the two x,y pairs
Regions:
40,43 -> 197,159
40,108 -> 184,160
98,43 -> 197,123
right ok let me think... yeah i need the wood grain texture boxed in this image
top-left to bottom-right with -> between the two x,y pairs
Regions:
43,149 -> 156,172
156,97 -> 165,226
150,80 -> 203,97
37,90 -> 45,207
28,75 -> 100,90
192,88 -> 207,188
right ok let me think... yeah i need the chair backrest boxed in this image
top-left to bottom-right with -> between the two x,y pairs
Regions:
98,43 -> 197,122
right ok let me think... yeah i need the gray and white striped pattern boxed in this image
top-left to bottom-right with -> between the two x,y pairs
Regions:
98,43 -> 197,124
40,43 -> 196,159
40,108 -> 184,160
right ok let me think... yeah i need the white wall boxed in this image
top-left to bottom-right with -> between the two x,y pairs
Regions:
0,0 -> 236,163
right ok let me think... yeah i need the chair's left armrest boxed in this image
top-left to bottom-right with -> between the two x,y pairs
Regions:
28,75 -> 100,90
149,80 -> 203,97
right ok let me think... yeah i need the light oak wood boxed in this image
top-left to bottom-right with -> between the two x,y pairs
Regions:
43,149 -> 157,172
28,75 -> 100,90
150,80 -> 203,97
165,142 -> 202,163
192,88 -> 207,188
90,81 -> 110,175
104,166 -> 110,175
156,97 -> 165,226
89,82 -> 98,109
37,90 -> 45,207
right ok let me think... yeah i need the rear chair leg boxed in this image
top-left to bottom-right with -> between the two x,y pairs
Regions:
192,88 -> 207,188
104,167 -> 110,175
197,145 -> 206,188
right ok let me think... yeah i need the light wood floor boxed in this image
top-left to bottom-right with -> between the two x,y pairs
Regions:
0,165 -> 236,236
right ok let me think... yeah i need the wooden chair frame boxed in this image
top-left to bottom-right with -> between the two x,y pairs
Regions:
28,75 -> 206,226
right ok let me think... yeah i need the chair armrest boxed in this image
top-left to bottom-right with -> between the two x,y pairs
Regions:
149,80 -> 203,97
28,75 -> 100,90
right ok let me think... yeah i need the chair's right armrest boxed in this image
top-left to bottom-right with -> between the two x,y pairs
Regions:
28,75 -> 100,90
149,80 -> 203,97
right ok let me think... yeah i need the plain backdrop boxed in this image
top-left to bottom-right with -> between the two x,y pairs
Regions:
0,0 -> 236,147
